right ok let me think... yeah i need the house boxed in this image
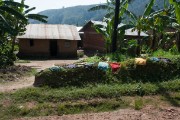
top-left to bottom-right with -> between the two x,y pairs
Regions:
79,20 -> 148,52
17,24 -> 81,58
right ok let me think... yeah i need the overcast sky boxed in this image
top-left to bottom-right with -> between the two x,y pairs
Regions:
15,0 -> 106,13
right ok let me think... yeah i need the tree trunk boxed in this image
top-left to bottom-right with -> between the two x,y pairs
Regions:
151,29 -> 156,51
112,0 -> 120,53
136,30 -> 141,56
11,36 -> 16,54
177,31 -> 180,52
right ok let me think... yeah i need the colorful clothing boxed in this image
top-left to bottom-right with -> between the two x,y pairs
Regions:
110,62 -> 121,73
98,62 -> 109,71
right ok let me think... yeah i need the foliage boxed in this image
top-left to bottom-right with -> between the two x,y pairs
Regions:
0,42 -> 15,67
35,66 -> 109,87
169,0 -> 180,24
35,55 -> 180,87
93,3 -> 134,53
0,0 -> 47,67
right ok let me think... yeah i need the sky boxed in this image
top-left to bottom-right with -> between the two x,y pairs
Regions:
15,0 -> 107,13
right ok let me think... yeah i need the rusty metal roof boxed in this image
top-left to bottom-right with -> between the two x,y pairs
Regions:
81,20 -> 148,37
18,24 -> 81,40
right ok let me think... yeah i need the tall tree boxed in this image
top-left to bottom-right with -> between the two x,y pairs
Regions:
93,2 -> 133,53
112,0 -> 120,52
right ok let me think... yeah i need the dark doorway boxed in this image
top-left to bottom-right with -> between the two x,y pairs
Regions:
50,40 -> 57,56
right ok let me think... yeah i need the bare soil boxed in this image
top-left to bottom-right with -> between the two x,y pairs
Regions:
0,76 -> 34,92
0,59 -> 82,92
15,106 -> 180,120
0,65 -> 32,83
15,59 -> 82,72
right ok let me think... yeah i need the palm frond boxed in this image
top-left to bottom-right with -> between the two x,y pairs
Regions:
27,14 -> 48,23
24,7 -> 36,14
143,0 -> 156,16
0,14 -> 14,34
3,1 -> 29,8
0,6 -> 27,21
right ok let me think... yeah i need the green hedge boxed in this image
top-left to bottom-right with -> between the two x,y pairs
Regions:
35,66 -> 108,87
118,58 -> 180,83
35,56 -> 180,87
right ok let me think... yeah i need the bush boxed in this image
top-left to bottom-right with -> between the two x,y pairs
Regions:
35,66 -> 109,87
117,56 -> 180,82
35,56 -> 180,87
0,47 -> 16,68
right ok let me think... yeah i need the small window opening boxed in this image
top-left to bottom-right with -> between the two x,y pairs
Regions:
64,41 -> 71,48
29,40 -> 34,47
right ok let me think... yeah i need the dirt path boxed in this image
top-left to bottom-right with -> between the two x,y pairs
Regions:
0,59 -> 83,92
15,106 -> 180,120
15,59 -> 82,72
0,76 -> 34,92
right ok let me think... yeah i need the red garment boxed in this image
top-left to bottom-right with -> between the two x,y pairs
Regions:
110,62 -> 121,73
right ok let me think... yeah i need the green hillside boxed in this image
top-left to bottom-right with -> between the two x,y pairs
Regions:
30,0 -> 167,26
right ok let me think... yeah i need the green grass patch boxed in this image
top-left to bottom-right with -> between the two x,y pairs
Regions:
0,79 -> 179,119
0,79 -> 179,104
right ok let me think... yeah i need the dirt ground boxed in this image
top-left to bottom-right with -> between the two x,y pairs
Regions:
0,59 -> 82,92
15,59 -> 82,72
15,106 -> 180,120
0,76 -> 34,92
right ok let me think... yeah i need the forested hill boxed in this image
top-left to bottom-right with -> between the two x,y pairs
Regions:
30,0 -> 166,26
30,5 -> 107,26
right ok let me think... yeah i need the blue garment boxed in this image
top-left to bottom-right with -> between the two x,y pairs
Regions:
98,62 -> 109,71
49,66 -> 62,72
84,62 -> 94,68
159,58 -> 171,63
150,57 -> 160,62
64,64 -> 76,69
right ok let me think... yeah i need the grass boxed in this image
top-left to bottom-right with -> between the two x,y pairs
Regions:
134,98 -> 144,110
0,79 -> 179,119
15,60 -> 31,63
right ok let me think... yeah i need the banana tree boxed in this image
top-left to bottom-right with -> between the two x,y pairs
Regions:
169,0 -> 180,51
93,1 -> 134,53
0,0 -> 27,36
129,0 -> 156,55
147,7 -> 176,50
4,0 -> 47,54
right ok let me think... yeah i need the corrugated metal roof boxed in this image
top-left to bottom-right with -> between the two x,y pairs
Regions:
81,20 -> 148,37
18,24 -> 81,40
77,27 -> 83,32
125,28 -> 148,37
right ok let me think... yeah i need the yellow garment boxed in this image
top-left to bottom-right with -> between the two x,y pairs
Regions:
135,58 -> 146,65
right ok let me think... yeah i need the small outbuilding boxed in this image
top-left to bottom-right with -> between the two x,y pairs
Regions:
79,20 -> 148,52
18,24 -> 81,58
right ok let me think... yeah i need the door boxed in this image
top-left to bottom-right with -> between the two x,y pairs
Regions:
50,40 -> 57,56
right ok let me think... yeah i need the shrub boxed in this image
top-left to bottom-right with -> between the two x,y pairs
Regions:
35,56 -> 180,87
0,48 -> 16,68
35,66 -> 109,87
117,56 -> 180,82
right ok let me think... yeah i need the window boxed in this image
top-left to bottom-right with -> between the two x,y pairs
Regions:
64,41 -> 71,48
29,39 -> 34,47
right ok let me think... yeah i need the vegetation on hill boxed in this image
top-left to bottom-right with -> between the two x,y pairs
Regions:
30,0 -> 167,25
